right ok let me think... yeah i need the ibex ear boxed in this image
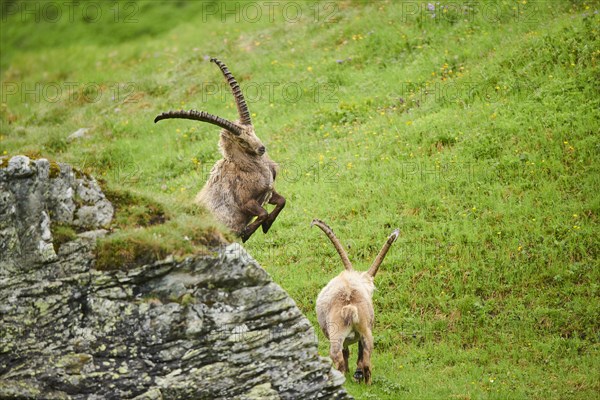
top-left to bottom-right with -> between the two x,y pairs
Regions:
367,229 -> 399,277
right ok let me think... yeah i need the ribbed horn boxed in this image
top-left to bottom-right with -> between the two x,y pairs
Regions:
367,229 -> 399,277
311,219 -> 353,271
210,58 -> 252,126
154,109 -> 243,136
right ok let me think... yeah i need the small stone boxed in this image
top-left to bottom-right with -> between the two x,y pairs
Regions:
67,128 -> 90,142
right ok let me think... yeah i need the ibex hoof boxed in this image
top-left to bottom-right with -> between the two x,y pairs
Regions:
353,369 -> 364,382
240,231 -> 251,243
261,219 -> 273,234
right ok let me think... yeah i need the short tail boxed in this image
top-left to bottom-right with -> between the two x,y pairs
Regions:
341,305 -> 359,326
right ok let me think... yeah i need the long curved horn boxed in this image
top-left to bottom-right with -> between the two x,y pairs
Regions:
367,229 -> 399,277
211,58 -> 252,126
311,219 -> 353,271
154,109 -> 243,136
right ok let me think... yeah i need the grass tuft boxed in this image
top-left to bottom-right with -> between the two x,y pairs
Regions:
50,223 -> 77,253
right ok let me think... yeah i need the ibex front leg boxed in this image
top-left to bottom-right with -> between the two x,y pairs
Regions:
262,190 -> 286,234
240,199 -> 268,243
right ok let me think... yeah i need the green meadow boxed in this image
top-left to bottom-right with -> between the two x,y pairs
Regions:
1,1 -> 599,398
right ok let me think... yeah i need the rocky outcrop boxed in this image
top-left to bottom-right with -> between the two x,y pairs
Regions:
0,156 -> 350,399
0,155 -> 113,268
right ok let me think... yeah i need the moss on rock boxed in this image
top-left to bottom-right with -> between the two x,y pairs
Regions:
51,224 -> 78,253
48,161 -> 61,179
103,187 -> 168,229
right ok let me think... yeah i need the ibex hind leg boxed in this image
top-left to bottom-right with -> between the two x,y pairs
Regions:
361,332 -> 374,385
329,336 -> 348,374
342,347 -> 350,374
354,340 -> 365,383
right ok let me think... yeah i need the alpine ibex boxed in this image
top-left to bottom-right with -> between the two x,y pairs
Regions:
312,219 -> 399,384
154,58 -> 285,242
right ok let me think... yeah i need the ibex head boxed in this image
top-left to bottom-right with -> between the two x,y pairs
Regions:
154,58 -> 266,156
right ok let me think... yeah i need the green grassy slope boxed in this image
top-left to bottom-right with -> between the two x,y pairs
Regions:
1,1 -> 599,399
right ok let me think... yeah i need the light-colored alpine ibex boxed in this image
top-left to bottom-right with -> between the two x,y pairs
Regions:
154,58 -> 285,242
313,219 -> 399,385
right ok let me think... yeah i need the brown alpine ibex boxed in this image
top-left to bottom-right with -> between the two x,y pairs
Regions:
312,219 -> 399,384
154,58 -> 285,242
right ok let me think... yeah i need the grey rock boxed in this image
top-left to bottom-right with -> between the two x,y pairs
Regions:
6,154 -> 34,177
0,156 -> 351,399
0,156 -> 114,269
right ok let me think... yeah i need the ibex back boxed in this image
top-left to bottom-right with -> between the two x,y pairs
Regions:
154,58 -> 285,242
